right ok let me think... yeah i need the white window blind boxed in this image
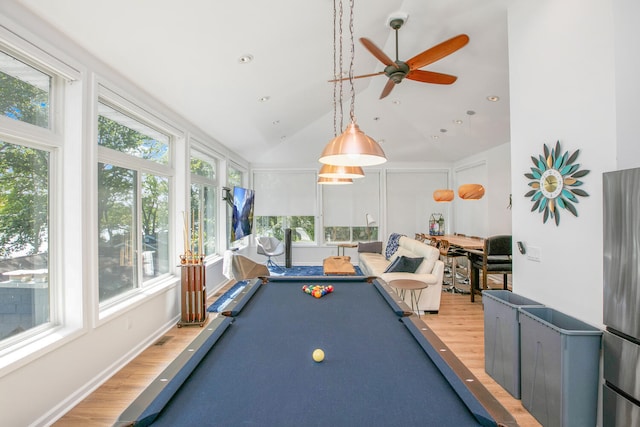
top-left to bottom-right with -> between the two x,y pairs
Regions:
323,171 -> 380,226
253,170 -> 316,216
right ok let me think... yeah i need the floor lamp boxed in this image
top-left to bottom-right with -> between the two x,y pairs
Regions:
365,213 -> 376,241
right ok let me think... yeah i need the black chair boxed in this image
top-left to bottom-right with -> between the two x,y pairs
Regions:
467,235 -> 512,302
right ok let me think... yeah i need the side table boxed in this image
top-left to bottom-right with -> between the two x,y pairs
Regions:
337,243 -> 358,256
389,279 -> 429,317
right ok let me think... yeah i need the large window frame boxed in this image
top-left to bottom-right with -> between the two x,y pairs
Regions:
322,171 -> 380,244
0,37 -> 76,362
96,90 -> 176,309
252,170 -> 317,245
189,145 -> 218,258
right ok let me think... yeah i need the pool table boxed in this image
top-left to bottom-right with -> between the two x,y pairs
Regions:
115,276 -> 517,426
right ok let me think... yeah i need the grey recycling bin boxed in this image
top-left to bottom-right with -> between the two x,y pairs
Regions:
482,290 -> 543,398
518,307 -> 602,427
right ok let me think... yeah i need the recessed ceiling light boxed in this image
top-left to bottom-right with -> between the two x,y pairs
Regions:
272,120 -> 280,125
453,119 -> 463,124
440,128 -> 447,133
431,135 -> 440,140
466,110 -> 476,116
258,96 -> 270,102
487,95 -> 500,102
238,54 -> 253,64
373,117 -> 380,121
392,100 -> 401,105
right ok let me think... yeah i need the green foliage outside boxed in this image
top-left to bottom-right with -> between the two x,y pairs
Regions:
0,141 -> 49,258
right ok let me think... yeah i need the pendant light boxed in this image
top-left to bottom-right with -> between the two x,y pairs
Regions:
317,177 -> 354,185
318,163 -> 365,179
433,189 -> 454,202
458,184 -> 485,200
318,0 -> 386,167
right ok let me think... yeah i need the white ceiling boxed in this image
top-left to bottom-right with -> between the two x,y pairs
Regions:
18,0 -> 511,167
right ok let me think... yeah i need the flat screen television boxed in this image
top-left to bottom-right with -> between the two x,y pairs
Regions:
231,186 -> 255,241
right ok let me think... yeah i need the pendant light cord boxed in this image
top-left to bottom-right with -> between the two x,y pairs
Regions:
348,0 -> 355,123
333,0 -> 345,136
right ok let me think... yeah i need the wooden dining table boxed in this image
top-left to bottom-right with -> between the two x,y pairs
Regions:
428,234 -> 484,250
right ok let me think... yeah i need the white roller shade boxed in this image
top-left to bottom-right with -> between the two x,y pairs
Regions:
253,170 -> 317,216
323,171 -> 380,226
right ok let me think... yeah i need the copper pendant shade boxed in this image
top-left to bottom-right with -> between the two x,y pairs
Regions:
319,121 -> 387,167
317,176 -> 353,185
433,189 -> 455,202
458,184 -> 485,200
318,163 -> 365,179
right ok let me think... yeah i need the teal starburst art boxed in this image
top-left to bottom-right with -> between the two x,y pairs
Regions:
524,141 -> 589,226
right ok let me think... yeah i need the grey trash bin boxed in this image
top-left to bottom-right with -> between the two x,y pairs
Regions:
482,290 -> 543,398
518,307 -> 602,427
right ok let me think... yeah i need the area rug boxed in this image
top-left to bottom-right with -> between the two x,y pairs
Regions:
207,265 -> 363,312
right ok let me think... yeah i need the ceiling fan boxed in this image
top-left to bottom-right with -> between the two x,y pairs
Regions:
334,18 -> 469,99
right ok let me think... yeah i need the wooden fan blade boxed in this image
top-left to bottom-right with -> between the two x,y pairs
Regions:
360,38 -> 398,68
379,79 -> 396,99
328,71 -> 385,83
406,34 -> 469,71
406,70 -> 458,85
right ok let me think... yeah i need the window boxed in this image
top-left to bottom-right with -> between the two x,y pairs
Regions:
97,101 -> 171,303
323,171 -> 380,243
254,216 -> 315,242
0,140 -> 50,343
190,150 -> 217,257
253,171 -> 316,244
0,50 -> 50,128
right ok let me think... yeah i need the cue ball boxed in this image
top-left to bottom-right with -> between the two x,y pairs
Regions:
312,349 -> 325,362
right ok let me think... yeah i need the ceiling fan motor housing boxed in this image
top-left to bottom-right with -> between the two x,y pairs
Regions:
385,61 -> 410,83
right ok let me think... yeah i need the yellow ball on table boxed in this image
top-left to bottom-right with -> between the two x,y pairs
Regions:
312,348 -> 325,363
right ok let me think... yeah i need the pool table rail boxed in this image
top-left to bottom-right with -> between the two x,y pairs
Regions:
113,315 -> 233,427
404,315 -> 519,427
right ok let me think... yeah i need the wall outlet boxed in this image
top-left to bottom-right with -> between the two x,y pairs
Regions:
527,246 -> 541,262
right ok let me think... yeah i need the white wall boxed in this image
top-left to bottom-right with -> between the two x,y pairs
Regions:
613,0 -> 640,170
452,142 -> 512,237
508,0 -> 617,326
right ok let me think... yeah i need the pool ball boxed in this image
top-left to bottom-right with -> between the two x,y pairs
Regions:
312,349 -> 325,362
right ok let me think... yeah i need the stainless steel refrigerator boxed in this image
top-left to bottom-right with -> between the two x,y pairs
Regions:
603,167 -> 640,426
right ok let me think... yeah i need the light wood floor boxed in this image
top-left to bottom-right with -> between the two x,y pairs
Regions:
55,280 -> 541,427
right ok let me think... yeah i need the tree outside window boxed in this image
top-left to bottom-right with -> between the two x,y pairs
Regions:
97,104 -> 171,303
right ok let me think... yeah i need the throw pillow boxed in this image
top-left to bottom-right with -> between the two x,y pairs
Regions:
385,233 -> 404,259
384,256 -> 424,273
358,241 -> 382,253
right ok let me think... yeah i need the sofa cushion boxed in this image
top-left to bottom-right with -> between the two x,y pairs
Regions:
384,256 -> 424,273
358,241 -> 382,254
398,236 -> 439,274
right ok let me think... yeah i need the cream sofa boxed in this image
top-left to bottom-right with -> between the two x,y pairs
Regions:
358,236 -> 445,313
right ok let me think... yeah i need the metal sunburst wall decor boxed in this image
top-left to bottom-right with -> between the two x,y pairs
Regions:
524,141 -> 590,226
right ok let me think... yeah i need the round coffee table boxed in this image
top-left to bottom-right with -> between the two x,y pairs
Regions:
389,279 -> 429,317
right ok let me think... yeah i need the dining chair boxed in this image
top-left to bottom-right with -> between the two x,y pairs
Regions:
466,235 -> 512,302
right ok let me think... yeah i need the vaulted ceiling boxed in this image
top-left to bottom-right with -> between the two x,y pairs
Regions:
19,0 -> 510,166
